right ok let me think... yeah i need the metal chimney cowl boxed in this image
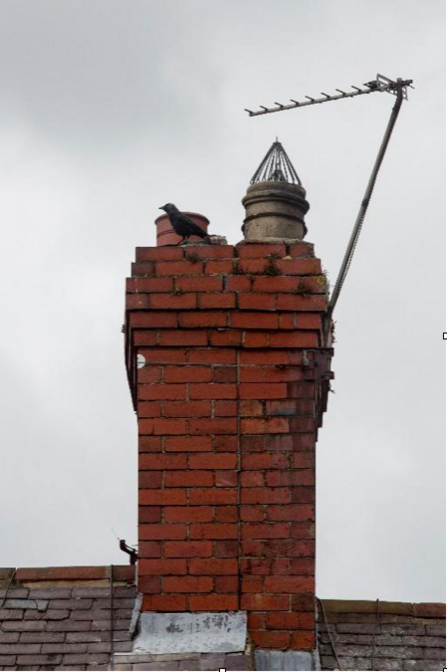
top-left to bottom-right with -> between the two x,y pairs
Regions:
242,140 -> 310,243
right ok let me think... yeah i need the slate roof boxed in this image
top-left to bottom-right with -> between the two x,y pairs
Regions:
0,568 -> 444,671
317,599 -> 446,671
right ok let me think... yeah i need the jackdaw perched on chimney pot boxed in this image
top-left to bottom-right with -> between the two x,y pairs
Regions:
159,203 -> 208,245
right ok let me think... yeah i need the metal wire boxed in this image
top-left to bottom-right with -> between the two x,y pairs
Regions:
250,139 -> 301,185
317,597 -> 343,671
0,569 -> 17,611
370,598 -> 380,671
109,565 -> 114,671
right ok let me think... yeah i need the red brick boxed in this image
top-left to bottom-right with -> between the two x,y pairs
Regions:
289,243 -> 315,258
251,630 -> 291,649
242,453 -> 289,470
164,576 -> 214,593
189,559 -> 238,575
199,293 -> 236,309
269,332 -> 319,348
240,558 -> 271,575
252,276 -> 300,293
189,595 -> 238,611
130,312 -> 178,328
165,542 -> 213,558
227,276 -> 252,291
165,471 -> 213,487
138,401 -> 162,418
265,612 -> 315,630
278,313 -> 295,330
236,244 -> 286,259
230,312 -> 278,330
214,401 -> 238,417
136,247 -> 183,261
204,260 -> 234,274
138,576 -> 161,594
215,505 -> 238,521
138,418 -> 187,435
164,367 -> 212,383
263,540 -> 315,558
248,612 -> 266,629
139,454 -> 187,470
138,472 -> 163,489
189,418 -> 237,435
187,245 -> 234,260
242,575 -> 264,592
133,331 -> 158,346
190,523 -> 238,540
165,436 -> 212,452
138,541 -> 162,558
276,258 -> 321,275
277,294 -> 327,311
267,505 -> 315,522
214,436 -> 238,452
163,401 -> 211,417
238,259 -> 274,274
241,488 -> 291,505
243,332 -> 269,348
241,523 -> 290,539
240,350 -> 287,365
240,435 -> 265,452
271,558 -> 314,575
150,293 -> 197,310
241,418 -> 289,434
215,576 -> 239,593
240,595 -> 290,611
188,349 -> 236,364
291,487 -> 315,504
266,471 -> 315,487
126,294 -> 149,309
215,471 -> 238,487
138,384 -> 186,400
188,454 -> 237,470
139,348 -> 187,363
209,330 -> 243,347
241,540 -> 263,556
266,399 -> 314,414
180,311 -> 228,328
290,631 -> 316,650
139,559 -> 188,576
240,473 -> 265,489
296,313 -> 323,329
291,595 -> 316,612
127,277 -> 174,292
156,260 -> 204,276
138,366 -> 162,384
143,595 -> 186,612
138,506 -> 162,523
176,276 -> 223,292
189,489 -> 238,506
213,366 -> 237,383
239,383 -> 287,400
164,507 -> 213,523
266,433 -> 315,451
159,330 -> 208,346
189,383 -> 237,400
239,400 -> 263,417
139,489 -> 186,505
130,260 -> 156,275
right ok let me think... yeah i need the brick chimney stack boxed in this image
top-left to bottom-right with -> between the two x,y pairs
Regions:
124,145 -> 333,664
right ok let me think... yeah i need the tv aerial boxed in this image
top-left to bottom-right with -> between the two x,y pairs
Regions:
245,74 -> 414,343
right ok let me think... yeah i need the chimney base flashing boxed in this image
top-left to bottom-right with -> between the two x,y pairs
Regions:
255,649 -> 320,671
133,611 -> 247,654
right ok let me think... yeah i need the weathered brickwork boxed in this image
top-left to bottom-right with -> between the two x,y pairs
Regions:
124,241 -> 333,650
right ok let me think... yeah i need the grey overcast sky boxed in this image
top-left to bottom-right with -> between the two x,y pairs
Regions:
0,0 -> 445,602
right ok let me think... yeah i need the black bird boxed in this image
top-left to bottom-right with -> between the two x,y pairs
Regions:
159,203 -> 208,245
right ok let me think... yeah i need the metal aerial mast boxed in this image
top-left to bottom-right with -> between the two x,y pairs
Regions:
245,74 -> 414,343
